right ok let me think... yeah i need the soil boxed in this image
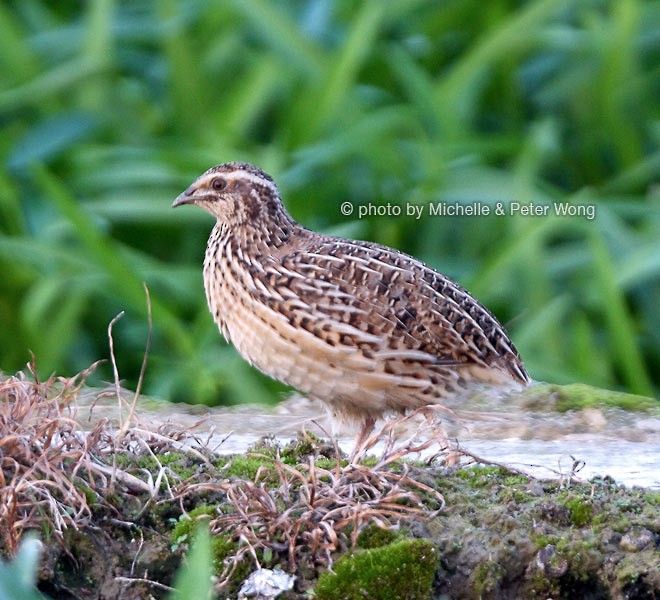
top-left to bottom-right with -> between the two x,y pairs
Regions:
2,373 -> 658,599
31,451 -> 659,600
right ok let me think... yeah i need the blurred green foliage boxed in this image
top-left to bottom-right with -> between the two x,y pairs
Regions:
0,0 -> 658,405
0,536 -> 46,600
170,525 -> 214,600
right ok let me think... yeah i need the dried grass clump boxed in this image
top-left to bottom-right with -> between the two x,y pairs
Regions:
0,358 -> 206,556
189,415 -> 448,587
0,297 -> 210,557
0,362 -> 101,554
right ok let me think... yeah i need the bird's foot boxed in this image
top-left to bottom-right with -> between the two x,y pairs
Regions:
348,416 -> 376,464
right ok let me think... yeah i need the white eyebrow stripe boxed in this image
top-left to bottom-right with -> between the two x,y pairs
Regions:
198,171 -> 279,195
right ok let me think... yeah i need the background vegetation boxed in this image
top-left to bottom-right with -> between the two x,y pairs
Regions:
0,0 -> 658,405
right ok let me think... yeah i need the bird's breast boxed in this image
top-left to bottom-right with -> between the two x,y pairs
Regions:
204,237 -> 354,401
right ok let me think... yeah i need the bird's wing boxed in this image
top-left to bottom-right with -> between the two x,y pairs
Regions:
254,236 -> 528,384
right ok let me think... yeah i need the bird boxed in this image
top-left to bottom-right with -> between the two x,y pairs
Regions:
173,162 -> 530,449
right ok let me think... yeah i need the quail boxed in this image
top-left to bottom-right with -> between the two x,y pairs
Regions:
173,162 -> 530,446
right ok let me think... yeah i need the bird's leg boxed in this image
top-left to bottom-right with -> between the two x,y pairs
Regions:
421,407 -> 459,465
434,420 -> 459,466
349,416 -> 376,464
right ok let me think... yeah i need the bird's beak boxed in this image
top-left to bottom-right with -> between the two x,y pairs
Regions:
172,186 -> 197,208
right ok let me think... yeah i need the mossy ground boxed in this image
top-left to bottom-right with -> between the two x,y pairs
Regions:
430,468 -> 659,599
521,383 -> 657,412
314,539 -> 438,600
26,435 -> 659,600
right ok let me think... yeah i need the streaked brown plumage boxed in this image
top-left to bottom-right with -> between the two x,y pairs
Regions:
173,162 -> 530,438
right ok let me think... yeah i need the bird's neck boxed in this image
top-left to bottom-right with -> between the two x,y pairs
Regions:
214,210 -> 301,259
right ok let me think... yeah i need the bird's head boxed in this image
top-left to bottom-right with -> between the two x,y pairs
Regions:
172,162 -> 288,227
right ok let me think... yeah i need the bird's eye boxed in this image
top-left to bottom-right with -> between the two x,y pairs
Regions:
212,177 -> 227,191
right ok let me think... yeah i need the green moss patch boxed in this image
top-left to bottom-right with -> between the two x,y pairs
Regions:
171,505 -> 217,547
314,539 -> 437,600
563,496 -> 594,527
214,433 -> 345,481
356,524 -> 400,550
525,383 -> 657,412
113,450 -> 198,481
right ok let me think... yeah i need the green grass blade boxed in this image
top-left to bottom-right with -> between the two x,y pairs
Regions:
307,1 -> 385,137
0,4 -> 39,83
436,0 -> 563,128
589,230 -> 654,396
0,57 -> 104,113
169,525 -> 213,600
31,164 -> 194,356
228,0 -> 323,73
